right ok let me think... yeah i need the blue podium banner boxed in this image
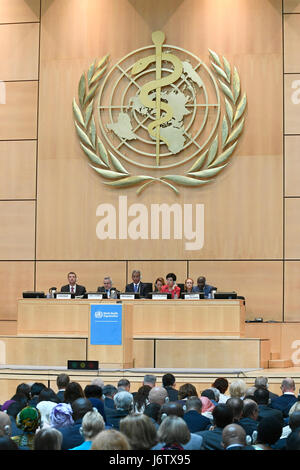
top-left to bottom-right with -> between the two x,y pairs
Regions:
90,304 -> 122,345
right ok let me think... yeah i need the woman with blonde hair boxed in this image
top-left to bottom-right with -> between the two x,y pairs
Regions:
91,429 -> 130,450
229,379 -> 247,400
119,413 -> 158,450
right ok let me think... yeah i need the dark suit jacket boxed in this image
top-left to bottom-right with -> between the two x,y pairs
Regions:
258,404 -> 283,424
97,286 -> 120,296
60,419 -> 84,450
270,394 -> 298,418
183,410 -> 211,433
61,284 -> 86,296
193,284 -> 216,298
237,417 -> 258,438
125,282 -> 152,297
197,426 -> 224,450
164,386 -> 179,402
105,408 -> 130,430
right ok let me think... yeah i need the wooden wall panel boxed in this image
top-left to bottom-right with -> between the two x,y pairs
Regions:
0,81 -> 38,140
285,198 -> 300,259
285,74 -> 300,134
0,202 -> 35,260
285,136 -> 300,196
0,141 -> 36,199
284,13 -> 300,72
0,23 -> 39,81
189,261 -> 283,321
0,0 -> 40,23
35,261 -> 127,294
284,0 -> 300,13
0,262 -> 34,320
284,262 -> 300,321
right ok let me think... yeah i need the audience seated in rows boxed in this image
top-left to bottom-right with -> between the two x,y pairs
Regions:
0,373 -> 299,451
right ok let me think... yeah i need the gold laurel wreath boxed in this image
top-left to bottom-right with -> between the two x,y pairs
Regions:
73,51 -> 247,194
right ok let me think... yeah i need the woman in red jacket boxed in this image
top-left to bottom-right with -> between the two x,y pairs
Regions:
161,273 -> 181,299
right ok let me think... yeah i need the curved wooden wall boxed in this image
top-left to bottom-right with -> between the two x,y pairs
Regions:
0,0 -> 299,329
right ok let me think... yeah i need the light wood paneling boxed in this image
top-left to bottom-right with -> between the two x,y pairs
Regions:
0,23 -> 39,81
285,136 -> 300,196
285,74 -> 300,134
285,198 -> 300,259
0,202 -> 35,260
0,262 -> 34,320
284,262 -> 300,321
0,0 -> 40,23
35,261 -> 127,294
155,338 -> 268,369
189,261 -> 283,321
245,323 -> 282,356
284,13 -> 300,72
0,336 -> 87,366
284,0 -> 300,13
0,81 -> 38,140
0,321 -> 17,335
133,339 -> 154,368
127,261 -> 187,289
0,141 -> 36,199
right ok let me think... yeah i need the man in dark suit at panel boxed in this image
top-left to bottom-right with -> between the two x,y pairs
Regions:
193,276 -> 216,299
97,276 -> 119,298
125,270 -> 152,298
61,272 -> 86,296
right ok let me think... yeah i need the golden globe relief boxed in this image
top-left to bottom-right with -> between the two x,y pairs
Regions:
73,31 -> 247,195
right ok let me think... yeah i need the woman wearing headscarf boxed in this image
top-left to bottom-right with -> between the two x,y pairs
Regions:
11,406 -> 41,450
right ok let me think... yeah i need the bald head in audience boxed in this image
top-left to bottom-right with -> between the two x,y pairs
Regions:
0,412 -> 11,437
148,387 -> 168,406
222,423 -> 246,449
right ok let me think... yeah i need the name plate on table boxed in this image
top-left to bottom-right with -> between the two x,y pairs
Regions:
87,293 -> 104,300
152,294 -> 168,300
183,294 -> 201,300
56,293 -> 72,299
90,304 -> 122,345
119,294 -> 137,300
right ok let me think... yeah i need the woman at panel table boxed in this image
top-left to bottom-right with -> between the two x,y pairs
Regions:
161,273 -> 181,299
154,277 -> 165,293
184,278 -> 194,294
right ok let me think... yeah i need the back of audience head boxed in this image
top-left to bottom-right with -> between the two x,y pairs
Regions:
222,423 -> 246,449
281,378 -> 295,393
84,384 -> 103,399
253,387 -> 269,405
289,401 -> 300,417
143,403 -> 161,423
81,409 -> 105,441
0,411 -> 11,437
212,404 -> 234,429
254,376 -> 269,390
38,387 -> 60,404
229,379 -> 247,399
56,373 -> 70,390
162,373 -> 176,388
15,383 -> 31,401
242,399 -> 259,420
103,384 -> 117,398
244,387 -> 257,400
50,402 -> 74,429
158,402 -> 184,424
114,391 -> 133,411
30,382 -> 47,398
71,398 -> 93,421
117,379 -> 131,392
148,386 -> 168,406
7,401 -> 27,420
286,428 -> 300,450
143,374 -> 156,388
185,396 -> 202,413
34,427 -> 63,450
119,413 -> 158,450
157,415 -> 190,446
256,416 -> 282,447
178,383 -> 198,400
64,382 -> 85,404
212,378 -> 229,395
201,389 -> 217,402
134,385 -> 151,411
226,397 -> 244,422
91,429 -> 130,450
91,378 -> 105,389
289,411 -> 300,432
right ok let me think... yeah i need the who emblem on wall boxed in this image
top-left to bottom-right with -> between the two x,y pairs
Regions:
73,31 -> 247,194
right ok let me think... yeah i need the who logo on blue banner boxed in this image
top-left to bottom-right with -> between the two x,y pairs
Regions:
90,304 -> 122,345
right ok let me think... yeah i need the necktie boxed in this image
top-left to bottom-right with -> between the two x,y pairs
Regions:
134,284 -> 138,293
71,286 -> 74,293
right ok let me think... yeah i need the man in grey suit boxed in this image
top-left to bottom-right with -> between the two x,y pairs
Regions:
97,276 -> 119,298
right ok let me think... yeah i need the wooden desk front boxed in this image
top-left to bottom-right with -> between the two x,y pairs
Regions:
17,299 -> 245,337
